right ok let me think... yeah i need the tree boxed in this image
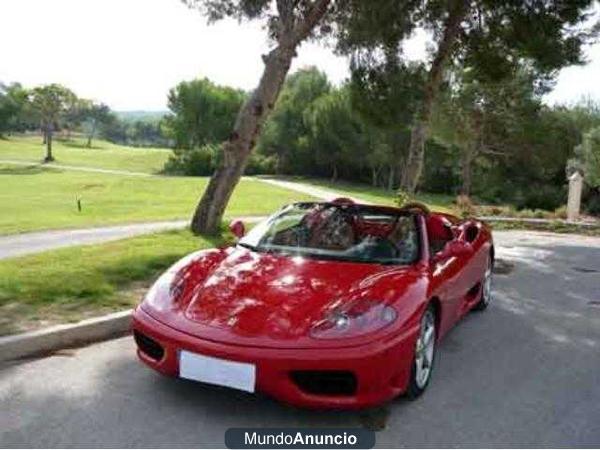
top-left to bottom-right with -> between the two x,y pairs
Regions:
574,127 -> 600,189
185,0 -> 335,234
431,68 -> 544,197
29,84 -> 76,162
305,86 -> 367,181
257,67 -> 331,174
0,82 -> 28,137
344,0 -> 597,193
164,77 -> 245,149
61,96 -> 86,140
99,112 -> 128,144
82,102 -> 111,148
349,53 -> 426,189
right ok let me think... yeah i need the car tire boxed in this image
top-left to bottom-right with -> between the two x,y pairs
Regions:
473,253 -> 493,311
406,304 -> 436,400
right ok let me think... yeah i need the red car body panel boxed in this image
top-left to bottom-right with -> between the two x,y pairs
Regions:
132,203 -> 493,409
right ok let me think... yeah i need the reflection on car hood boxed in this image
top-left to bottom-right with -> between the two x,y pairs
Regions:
148,246 -> 425,344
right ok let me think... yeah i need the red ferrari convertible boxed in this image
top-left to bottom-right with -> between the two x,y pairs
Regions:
132,199 -> 493,409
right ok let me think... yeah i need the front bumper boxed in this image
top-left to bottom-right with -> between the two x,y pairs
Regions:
132,306 -> 417,409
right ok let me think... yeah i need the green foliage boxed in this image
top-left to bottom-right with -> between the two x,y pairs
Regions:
161,77 -> 245,174
0,135 -> 170,173
29,84 -> 77,130
258,67 -> 331,174
163,143 -> 219,176
395,189 -> 410,207
304,86 -> 367,180
164,77 -> 245,149
99,113 -> 169,148
245,152 -> 277,175
183,0 -> 272,22
0,230 -> 216,335
577,126 -> 600,188
585,193 -> 600,216
420,139 -> 460,193
350,57 -> 425,130
0,142 -> 316,235
515,185 -> 566,212
340,0 -> 597,194
0,82 -> 29,136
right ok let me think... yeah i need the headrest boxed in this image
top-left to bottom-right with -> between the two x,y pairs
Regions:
427,214 -> 453,239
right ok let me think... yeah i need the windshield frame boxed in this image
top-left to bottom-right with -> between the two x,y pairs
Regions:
238,202 -> 423,266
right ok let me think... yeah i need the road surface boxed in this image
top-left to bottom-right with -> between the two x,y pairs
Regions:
0,160 -> 154,177
2,231 -> 599,447
0,221 -> 188,259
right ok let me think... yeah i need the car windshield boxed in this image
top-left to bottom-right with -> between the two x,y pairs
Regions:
239,203 -> 420,265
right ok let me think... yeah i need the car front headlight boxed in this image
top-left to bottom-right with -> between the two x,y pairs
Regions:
143,271 -> 185,311
310,299 -> 397,339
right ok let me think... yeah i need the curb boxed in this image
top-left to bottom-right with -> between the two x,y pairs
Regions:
478,216 -> 599,228
0,309 -> 132,362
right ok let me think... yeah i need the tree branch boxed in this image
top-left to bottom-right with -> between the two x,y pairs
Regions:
276,0 -> 295,38
291,0 -> 331,45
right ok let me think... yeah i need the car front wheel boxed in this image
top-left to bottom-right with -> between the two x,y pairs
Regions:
406,304 -> 436,400
473,253 -> 493,311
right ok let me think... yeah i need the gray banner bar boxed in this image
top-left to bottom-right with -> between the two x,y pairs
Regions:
225,427 -> 375,449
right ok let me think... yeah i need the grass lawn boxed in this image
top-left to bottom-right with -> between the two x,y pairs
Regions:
0,230 -> 219,336
0,165 -> 315,235
284,176 -> 455,213
0,135 -> 170,174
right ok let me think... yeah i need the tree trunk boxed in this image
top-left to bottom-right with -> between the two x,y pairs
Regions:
461,110 -> 484,197
190,46 -> 297,234
87,120 -> 97,148
331,163 -> 338,182
276,149 -> 286,175
460,146 -> 474,197
190,0 -> 331,235
44,129 -> 54,162
388,165 -> 395,191
400,0 -> 468,193
371,166 -> 379,187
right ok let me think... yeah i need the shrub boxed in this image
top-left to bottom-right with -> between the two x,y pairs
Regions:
395,189 -> 410,207
455,195 -> 475,218
585,191 -> 600,216
554,205 -> 568,219
245,153 -> 277,175
516,185 -> 565,211
163,144 -> 277,177
162,144 -> 218,176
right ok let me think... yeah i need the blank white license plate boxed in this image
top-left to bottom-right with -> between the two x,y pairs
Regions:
179,350 -> 256,393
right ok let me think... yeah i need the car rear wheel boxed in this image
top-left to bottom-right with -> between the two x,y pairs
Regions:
406,305 -> 436,400
473,253 -> 493,311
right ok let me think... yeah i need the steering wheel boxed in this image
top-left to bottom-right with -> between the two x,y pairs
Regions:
399,201 -> 431,216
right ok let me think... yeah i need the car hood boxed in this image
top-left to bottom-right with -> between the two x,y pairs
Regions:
143,246 -> 426,347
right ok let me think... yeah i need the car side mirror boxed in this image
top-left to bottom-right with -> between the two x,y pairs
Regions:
229,220 -> 245,239
432,239 -> 471,263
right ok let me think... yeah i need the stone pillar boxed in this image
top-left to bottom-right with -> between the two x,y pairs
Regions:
567,171 -> 583,222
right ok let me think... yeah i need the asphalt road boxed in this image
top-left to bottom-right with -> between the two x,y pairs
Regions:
0,221 -> 187,260
2,231 -> 600,448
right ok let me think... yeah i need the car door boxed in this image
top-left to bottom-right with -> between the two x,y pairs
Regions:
433,250 -> 472,331
453,220 -> 494,318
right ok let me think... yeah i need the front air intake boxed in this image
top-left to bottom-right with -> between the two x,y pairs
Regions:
134,330 -> 165,361
291,370 -> 357,396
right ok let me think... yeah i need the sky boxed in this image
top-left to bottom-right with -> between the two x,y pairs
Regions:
1,0 -> 599,111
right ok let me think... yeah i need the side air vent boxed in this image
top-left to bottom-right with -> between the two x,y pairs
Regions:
291,370 -> 357,396
134,330 -> 165,361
